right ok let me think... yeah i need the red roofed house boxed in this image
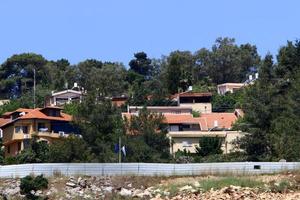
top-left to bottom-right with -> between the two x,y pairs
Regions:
171,91 -> 212,113
0,107 -> 77,157
123,100 -> 244,155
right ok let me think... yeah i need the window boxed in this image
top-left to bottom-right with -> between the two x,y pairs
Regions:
22,126 -> 28,134
15,126 -> 28,134
38,123 -> 48,132
182,141 -> 192,147
7,145 -> 10,154
15,126 -> 21,133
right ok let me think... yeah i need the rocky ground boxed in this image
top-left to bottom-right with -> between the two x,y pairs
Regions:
1,172 -> 300,199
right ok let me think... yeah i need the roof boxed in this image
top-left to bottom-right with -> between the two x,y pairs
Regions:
51,89 -> 83,96
217,83 -> 245,87
171,91 -> 212,99
163,114 -> 198,124
122,112 -> 237,131
0,118 -> 10,127
199,113 -> 237,130
0,107 -> 72,128
128,106 -> 192,110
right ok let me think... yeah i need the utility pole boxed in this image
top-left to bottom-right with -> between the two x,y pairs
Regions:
33,68 -> 36,109
118,136 -> 121,163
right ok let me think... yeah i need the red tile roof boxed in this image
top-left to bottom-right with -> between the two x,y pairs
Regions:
0,107 -> 72,128
199,113 -> 237,130
0,118 -> 10,127
122,112 -> 237,131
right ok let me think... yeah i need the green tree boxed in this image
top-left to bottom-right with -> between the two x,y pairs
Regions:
163,51 -> 194,94
48,136 -> 94,162
73,93 -> 124,162
129,52 -> 153,78
0,53 -> 48,98
238,42 -> 300,161
124,108 -> 170,162
15,136 -> 49,164
196,137 -> 223,157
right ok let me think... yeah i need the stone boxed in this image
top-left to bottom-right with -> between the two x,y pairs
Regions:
79,179 -> 87,188
35,190 -> 43,196
119,188 -> 132,197
179,185 -> 193,192
193,181 -> 200,188
66,182 -> 77,188
103,186 -> 113,193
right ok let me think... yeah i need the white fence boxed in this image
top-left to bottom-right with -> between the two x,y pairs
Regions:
0,162 -> 299,178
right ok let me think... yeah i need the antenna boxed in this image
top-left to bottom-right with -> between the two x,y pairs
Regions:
33,68 -> 36,109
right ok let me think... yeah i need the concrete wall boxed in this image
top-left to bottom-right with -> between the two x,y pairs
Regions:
169,131 -> 242,154
0,162 -> 299,178
179,103 -> 212,113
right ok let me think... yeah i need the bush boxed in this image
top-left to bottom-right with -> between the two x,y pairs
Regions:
194,152 -> 249,163
199,177 -> 263,191
174,149 -> 194,163
196,137 -> 223,157
4,156 -> 19,165
20,174 -> 48,199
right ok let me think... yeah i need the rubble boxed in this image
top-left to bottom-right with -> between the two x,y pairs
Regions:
0,174 -> 299,199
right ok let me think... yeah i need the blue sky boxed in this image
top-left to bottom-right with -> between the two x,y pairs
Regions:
0,1 -> 299,66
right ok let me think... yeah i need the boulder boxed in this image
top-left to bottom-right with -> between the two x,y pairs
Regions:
119,188 -> 132,197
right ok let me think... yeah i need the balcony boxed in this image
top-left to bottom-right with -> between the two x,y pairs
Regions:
168,130 -> 227,138
36,131 -> 61,138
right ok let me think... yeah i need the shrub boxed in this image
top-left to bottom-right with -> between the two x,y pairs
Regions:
196,137 -> 223,157
20,174 -> 48,199
199,177 -> 263,191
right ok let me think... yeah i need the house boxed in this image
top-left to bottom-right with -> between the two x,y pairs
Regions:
0,99 -> 10,106
217,83 -> 245,95
217,73 -> 259,95
165,112 -> 241,154
122,105 -> 243,155
111,96 -> 128,107
0,107 -> 77,157
171,91 -> 212,113
45,89 -> 84,107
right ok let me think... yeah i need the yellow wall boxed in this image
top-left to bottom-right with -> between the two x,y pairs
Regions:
5,141 -> 23,157
179,103 -> 212,113
3,119 -> 59,157
169,131 -> 243,154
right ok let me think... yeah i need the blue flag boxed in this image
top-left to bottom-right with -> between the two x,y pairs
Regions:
114,144 -> 119,153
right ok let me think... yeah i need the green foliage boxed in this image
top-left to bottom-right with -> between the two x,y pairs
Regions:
194,152 -> 248,163
129,52 -> 153,78
212,90 -> 244,112
196,137 -> 223,157
194,37 -> 260,84
73,93 -> 124,162
4,137 -> 50,165
198,177 -> 263,191
0,100 -> 21,115
192,110 -> 200,117
238,41 -> 300,161
124,108 -> 171,162
20,174 -> 48,199
269,180 -> 292,193
63,102 -> 80,115
48,136 -> 94,162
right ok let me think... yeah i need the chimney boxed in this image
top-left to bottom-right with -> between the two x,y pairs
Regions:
214,120 -> 218,128
188,86 -> 193,91
74,82 -> 78,88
